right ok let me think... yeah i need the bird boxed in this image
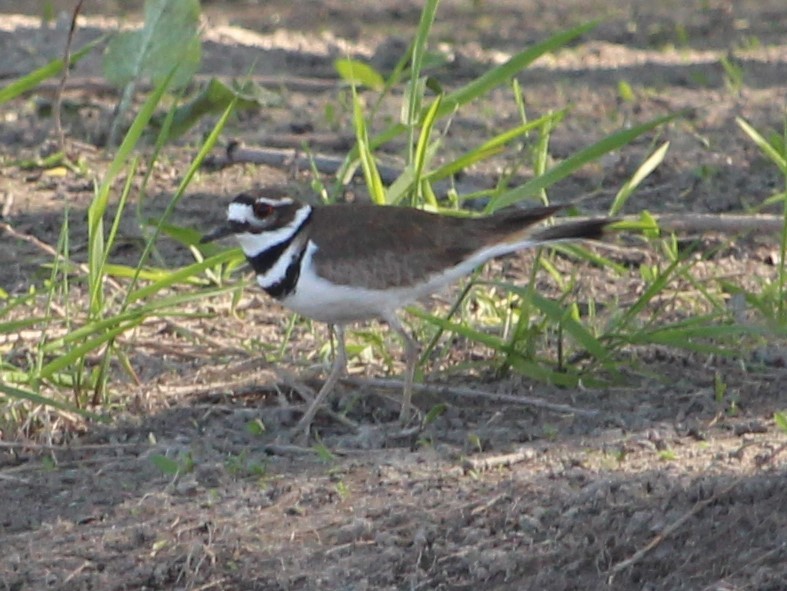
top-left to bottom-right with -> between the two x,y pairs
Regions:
201,187 -> 612,439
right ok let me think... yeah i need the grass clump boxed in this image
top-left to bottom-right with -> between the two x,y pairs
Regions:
0,0 -> 785,443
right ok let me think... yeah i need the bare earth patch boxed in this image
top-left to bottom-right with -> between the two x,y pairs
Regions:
1,1 -> 786,590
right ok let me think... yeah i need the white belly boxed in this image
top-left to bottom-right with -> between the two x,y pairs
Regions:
280,270 -> 410,322
263,241 -> 478,323
256,238 -> 539,324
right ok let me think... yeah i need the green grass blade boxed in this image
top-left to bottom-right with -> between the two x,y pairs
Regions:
428,112 -> 566,182
0,317 -> 47,333
609,141 -> 670,216
413,93 -> 443,205
616,320 -> 776,354
506,357 -> 601,388
127,248 -> 243,303
39,320 -> 143,380
435,22 -> 597,120
408,306 -> 511,352
613,257 -> 681,332
737,117 -> 787,175
405,0 -> 440,161
551,243 -> 629,275
88,71 -> 176,315
335,58 -> 385,91
352,87 -> 387,204
487,280 -> 618,371
124,95 -> 239,302
0,36 -> 103,104
487,112 -> 682,211
0,383 -> 99,419
529,292 -> 617,370
409,305 -> 605,387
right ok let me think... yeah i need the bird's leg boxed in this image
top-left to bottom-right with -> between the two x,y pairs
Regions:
382,312 -> 419,423
294,324 -> 347,439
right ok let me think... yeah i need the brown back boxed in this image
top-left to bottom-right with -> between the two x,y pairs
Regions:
308,204 -> 562,289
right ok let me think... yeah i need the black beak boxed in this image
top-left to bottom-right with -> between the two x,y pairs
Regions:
200,224 -> 234,244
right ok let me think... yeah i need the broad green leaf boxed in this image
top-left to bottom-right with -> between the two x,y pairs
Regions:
103,0 -> 201,90
335,59 -> 385,91
775,411 -> 787,434
149,453 -> 181,475
156,78 -> 281,139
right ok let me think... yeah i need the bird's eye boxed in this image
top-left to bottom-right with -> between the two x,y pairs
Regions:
253,201 -> 274,218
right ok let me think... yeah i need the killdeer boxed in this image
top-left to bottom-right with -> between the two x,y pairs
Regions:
202,187 -> 612,438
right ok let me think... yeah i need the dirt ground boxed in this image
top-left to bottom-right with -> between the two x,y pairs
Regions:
1,1 -> 786,590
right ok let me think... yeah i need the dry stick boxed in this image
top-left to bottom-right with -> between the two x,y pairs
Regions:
0,222 -> 124,293
119,338 -> 236,359
161,318 -> 249,356
34,74 -> 339,98
204,143 -> 787,236
341,376 -> 600,417
0,440 -> 142,451
54,0 -> 85,154
207,141 -> 403,186
0,326 -> 70,345
0,472 -> 30,484
657,213 -> 786,235
210,148 -> 787,235
205,142 -> 490,196
37,65 -> 787,238
463,446 -> 538,472
608,477 -> 742,579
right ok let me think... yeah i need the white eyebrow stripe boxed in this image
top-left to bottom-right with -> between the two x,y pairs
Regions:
256,197 -> 294,206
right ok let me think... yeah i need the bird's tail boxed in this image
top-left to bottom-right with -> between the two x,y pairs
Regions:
531,217 -> 614,244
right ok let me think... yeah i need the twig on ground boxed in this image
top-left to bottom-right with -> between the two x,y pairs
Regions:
469,492 -> 508,515
54,0 -> 84,153
161,318 -> 249,356
263,443 -> 316,456
33,74 -> 339,98
204,141 -> 402,186
463,446 -> 538,472
0,221 -> 124,293
0,440 -> 143,451
657,213 -> 786,235
342,376 -> 601,417
608,477 -> 742,579
121,338 -> 233,359
203,141 -> 489,197
202,148 -> 787,238
0,472 -> 30,484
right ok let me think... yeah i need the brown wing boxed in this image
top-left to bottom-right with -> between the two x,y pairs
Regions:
308,203 -> 562,289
